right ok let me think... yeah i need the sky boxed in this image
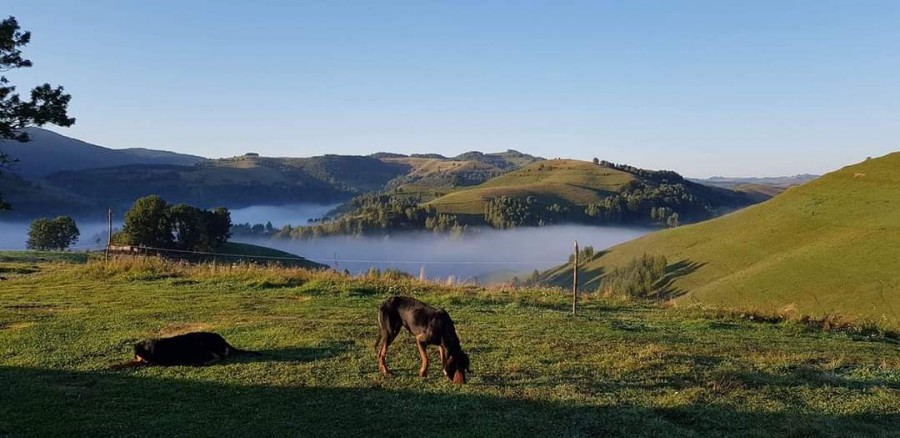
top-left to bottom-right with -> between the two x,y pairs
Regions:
5,1 -> 899,177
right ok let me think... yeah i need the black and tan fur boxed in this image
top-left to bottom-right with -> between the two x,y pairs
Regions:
376,296 -> 470,384
133,332 -> 259,366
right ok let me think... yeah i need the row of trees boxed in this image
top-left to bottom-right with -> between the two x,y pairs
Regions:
117,195 -> 232,252
597,160 -> 685,184
276,193 -> 464,239
232,221 -> 277,237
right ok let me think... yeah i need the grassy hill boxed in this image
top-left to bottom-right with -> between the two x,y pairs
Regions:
380,150 -> 544,200
427,160 -> 755,222
0,258 -> 897,436
542,153 -> 900,328
428,160 -> 638,216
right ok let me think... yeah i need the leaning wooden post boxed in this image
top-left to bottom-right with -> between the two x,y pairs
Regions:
572,240 -> 578,315
105,208 -> 112,262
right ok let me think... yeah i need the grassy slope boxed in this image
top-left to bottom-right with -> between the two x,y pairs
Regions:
216,242 -> 326,269
382,157 -> 505,198
0,260 -> 897,437
428,160 -> 637,215
544,153 -> 900,327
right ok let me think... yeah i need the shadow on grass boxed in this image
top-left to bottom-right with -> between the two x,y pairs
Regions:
719,366 -> 900,391
1,366 -> 895,437
653,259 -> 706,300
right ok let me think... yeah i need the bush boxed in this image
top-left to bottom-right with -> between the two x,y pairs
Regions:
600,254 -> 667,299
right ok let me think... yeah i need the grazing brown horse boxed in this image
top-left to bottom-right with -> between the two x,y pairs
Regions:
376,296 -> 470,383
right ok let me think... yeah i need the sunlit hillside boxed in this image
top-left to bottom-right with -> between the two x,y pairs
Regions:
543,153 -> 900,328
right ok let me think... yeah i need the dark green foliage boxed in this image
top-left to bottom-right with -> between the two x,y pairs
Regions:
232,221 -> 276,237
585,179 -> 734,226
281,193 -> 463,239
0,16 -> 75,210
122,195 -> 174,248
483,196 -> 569,228
26,216 -> 79,250
583,161 -> 754,227
598,160 -> 684,184
121,195 -> 231,251
600,254 -> 668,298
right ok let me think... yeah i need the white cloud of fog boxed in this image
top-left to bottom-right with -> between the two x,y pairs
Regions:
3,203 -> 652,284
235,224 -> 651,283
0,221 -> 115,250
0,204 -> 337,251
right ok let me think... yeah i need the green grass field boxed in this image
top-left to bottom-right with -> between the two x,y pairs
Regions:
544,153 -> 900,328
1,257 -> 898,437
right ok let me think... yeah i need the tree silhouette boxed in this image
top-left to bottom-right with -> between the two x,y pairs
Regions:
0,16 -> 76,210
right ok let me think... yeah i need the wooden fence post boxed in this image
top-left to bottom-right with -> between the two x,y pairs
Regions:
105,208 -> 112,262
572,240 -> 578,315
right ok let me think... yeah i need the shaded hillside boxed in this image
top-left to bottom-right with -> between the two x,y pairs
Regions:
0,172 -> 98,218
0,128 -> 206,178
43,154 -> 407,212
542,153 -> 900,327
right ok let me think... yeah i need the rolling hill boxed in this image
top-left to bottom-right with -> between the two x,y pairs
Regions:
428,160 -> 634,216
0,128 -> 206,178
542,153 -> 900,327
41,155 -> 410,212
1,131 -> 546,219
381,150 -> 544,199
427,159 -> 756,223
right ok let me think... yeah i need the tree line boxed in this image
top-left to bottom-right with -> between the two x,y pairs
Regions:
114,195 -> 232,252
273,193 -> 464,239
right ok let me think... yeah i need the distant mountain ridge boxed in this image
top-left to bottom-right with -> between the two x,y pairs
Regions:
0,128 -> 207,178
0,130 -> 765,225
0,130 -> 549,219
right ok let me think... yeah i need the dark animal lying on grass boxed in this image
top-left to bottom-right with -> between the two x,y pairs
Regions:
133,332 -> 259,366
376,295 -> 470,384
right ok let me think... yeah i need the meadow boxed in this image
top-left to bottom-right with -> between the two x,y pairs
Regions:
1,253 -> 898,437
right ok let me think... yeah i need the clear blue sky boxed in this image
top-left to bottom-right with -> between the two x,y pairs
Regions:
6,1 -> 899,177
